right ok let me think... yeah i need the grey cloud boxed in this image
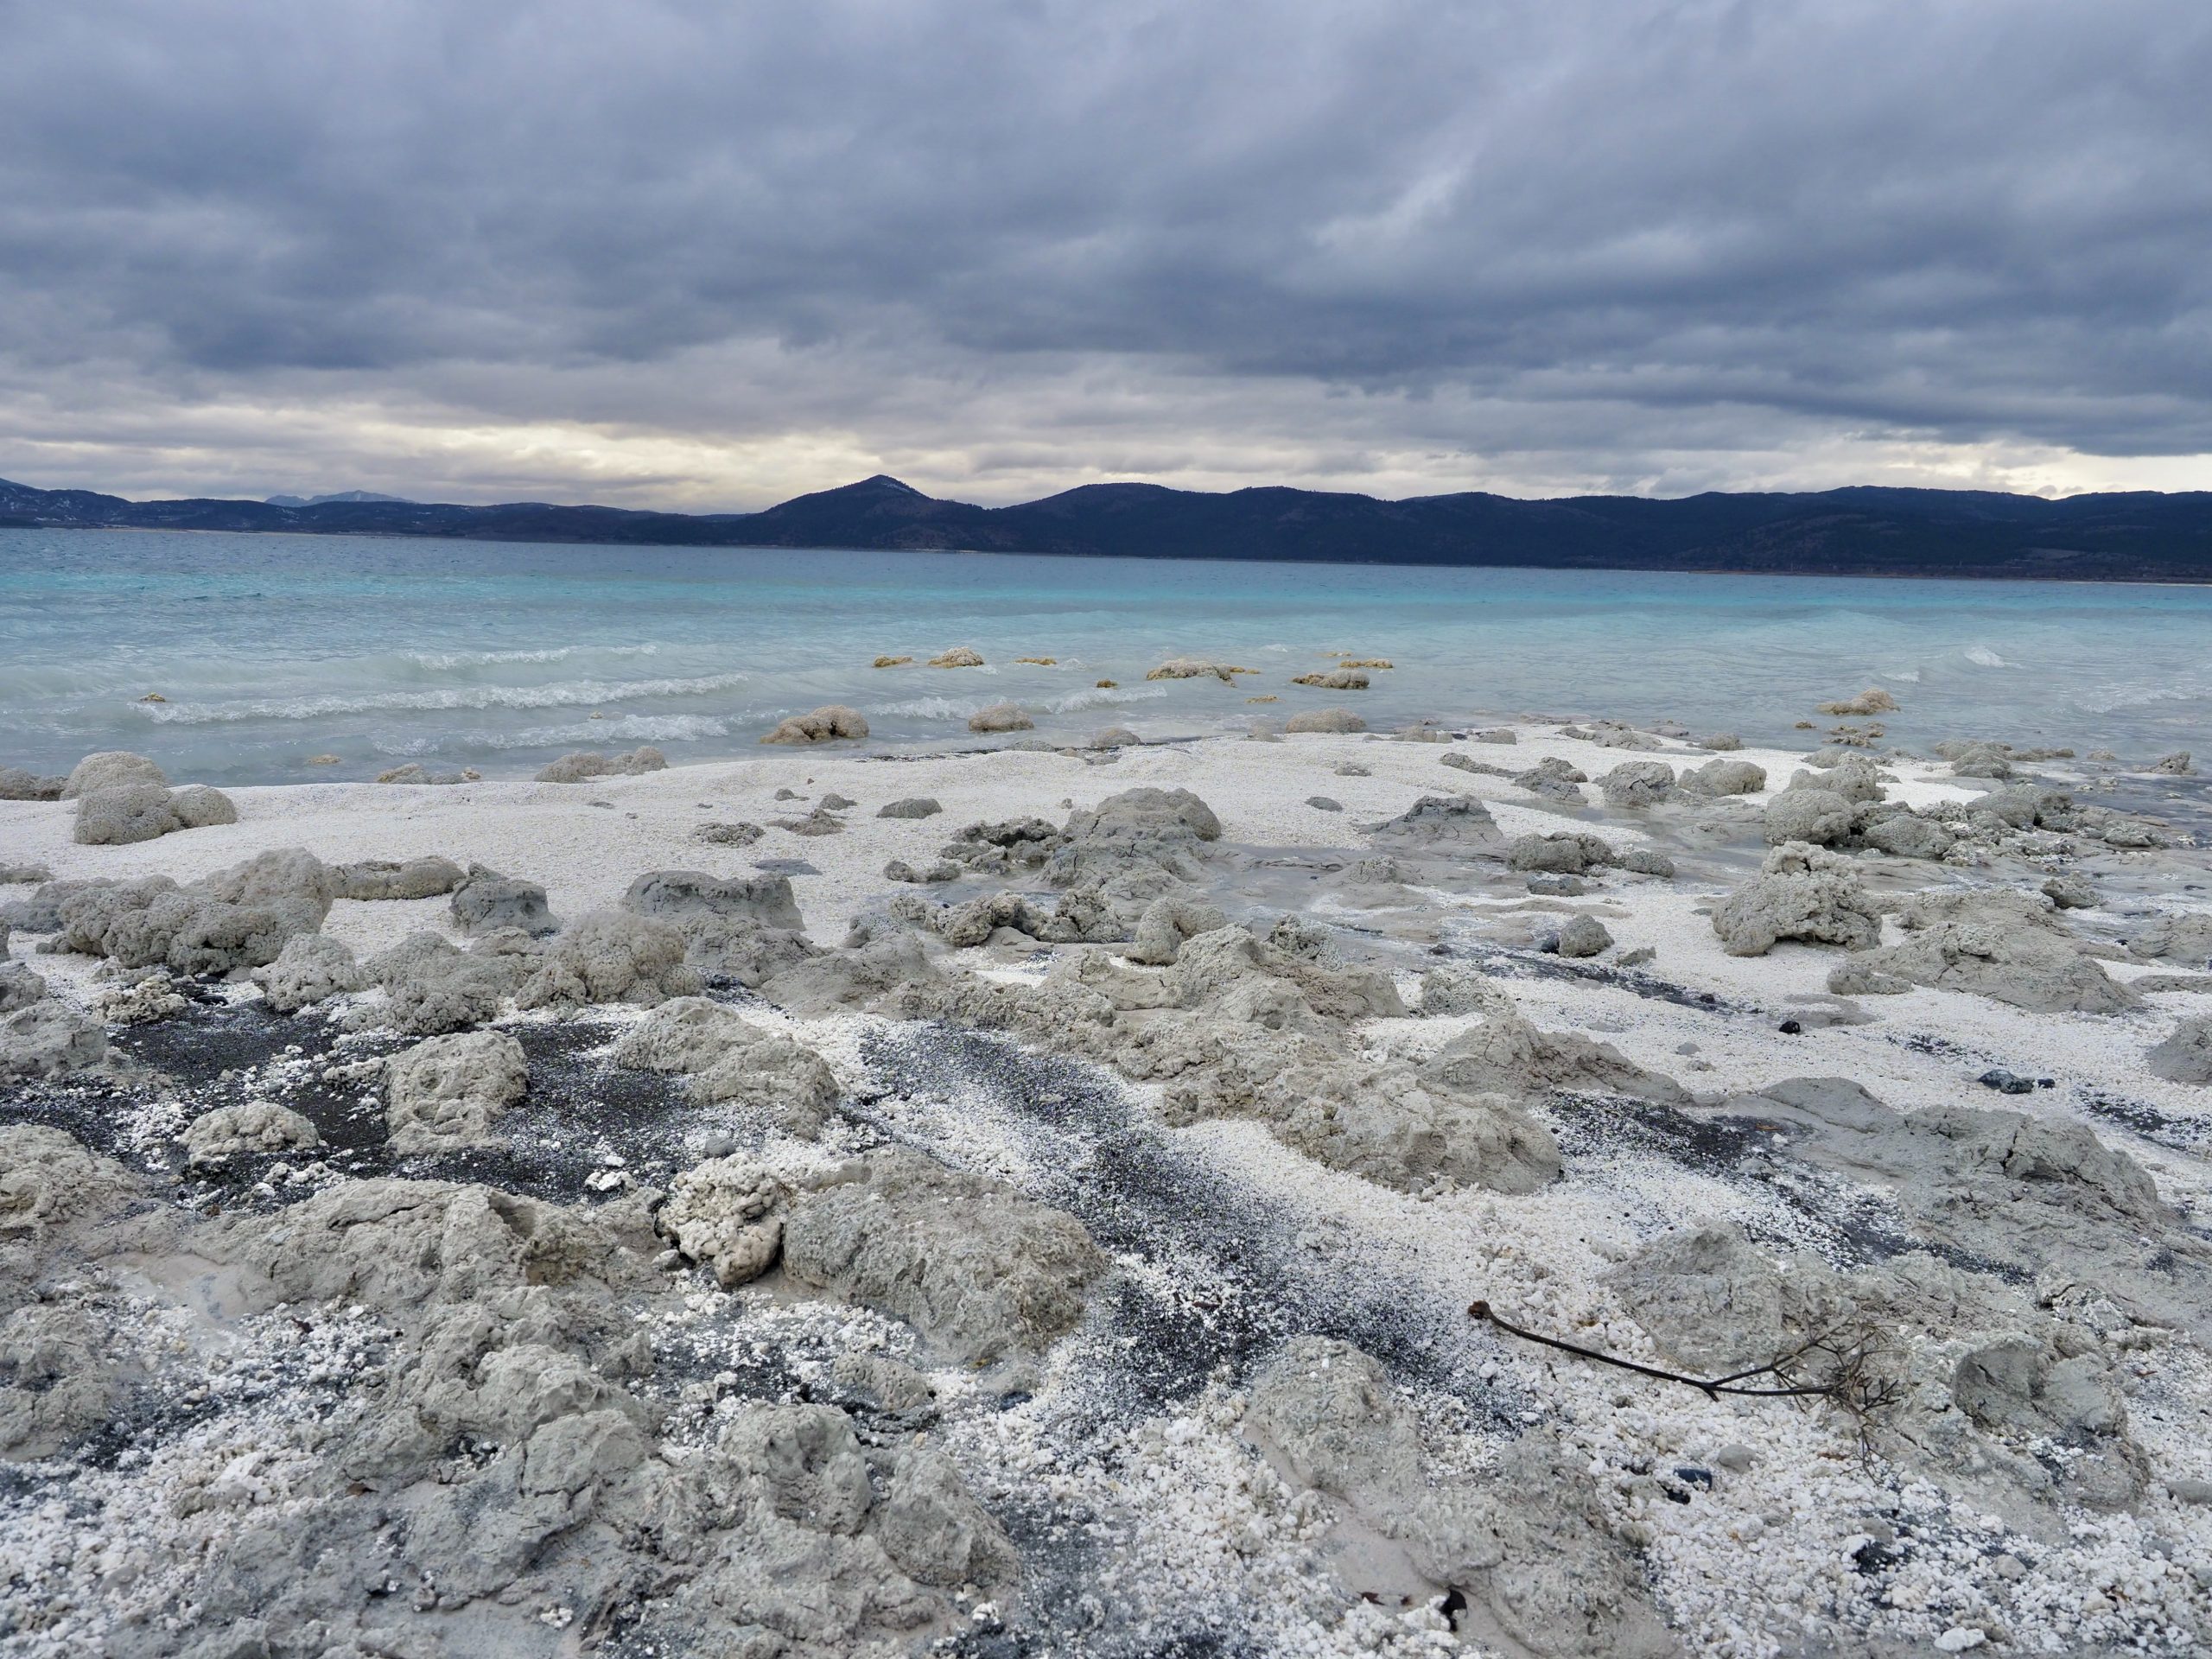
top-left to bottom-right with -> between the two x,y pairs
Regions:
0,0 -> 2208,502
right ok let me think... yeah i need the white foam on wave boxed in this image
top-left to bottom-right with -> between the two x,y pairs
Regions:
368,712 -> 736,755
503,714 -> 735,747
2077,671 -> 2212,714
872,696 -> 981,721
131,671 -> 753,723
1041,684 -> 1169,714
402,643 -> 665,671
1963,645 -> 2009,668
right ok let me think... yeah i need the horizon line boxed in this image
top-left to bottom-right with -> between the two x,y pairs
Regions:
10,468 -> 2212,518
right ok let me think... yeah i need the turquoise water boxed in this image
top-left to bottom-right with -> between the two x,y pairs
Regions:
1,527 -> 2206,785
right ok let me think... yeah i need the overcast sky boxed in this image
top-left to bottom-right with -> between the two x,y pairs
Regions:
2,0 -> 2207,508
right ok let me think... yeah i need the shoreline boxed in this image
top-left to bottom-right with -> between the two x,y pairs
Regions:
13,515 -> 2212,586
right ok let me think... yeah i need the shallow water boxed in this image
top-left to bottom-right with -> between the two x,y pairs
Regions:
3,526 -> 2206,784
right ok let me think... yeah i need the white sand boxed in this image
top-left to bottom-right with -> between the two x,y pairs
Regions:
4,722 -> 2210,1656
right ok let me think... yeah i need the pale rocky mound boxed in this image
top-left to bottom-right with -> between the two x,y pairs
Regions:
373,762 -> 480,785
94,972 -> 188,1025
59,750 -> 167,799
1609,1214 -> 2156,1511
1290,667 -> 1369,690
1047,785 -> 1222,887
512,910 -> 701,1011
927,646 -> 984,667
656,1155 -> 793,1287
1606,1222 -> 1792,1373
0,1127 -> 1031,1659
48,849 -> 340,976
1761,785 -> 1856,847
611,995 -> 840,1132
362,931 -> 534,1034
1368,792 -> 1500,849
781,1147 -> 1106,1363
0,998 -> 108,1081
0,962 -> 47,1014
1282,708 -> 1363,733
1711,842 -> 1882,957
1720,1077 -> 2207,1336
72,770 -> 238,846
2128,912 -> 2212,966
2147,1014 -> 2212,1084
1247,1336 -> 1675,1658
336,854 -> 466,899
1594,760 -> 1675,807
1513,755 -> 1587,800
1856,805 -> 1955,861
1147,658 -> 1249,682
1125,893 -> 1230,964
621,868 -> 817,985
450,864 -> 559,938
533,745 -> 666,783
904,796 -> 1219,954
384,1029 -> 530,1152
1506,830 -> 1615,874
1863,889 -> 2136,1014
895,923 -> 1596,1198
761,704 -> 870,744
181,1101 -> 321,1166
1817,686 -> 1899,716
0,766 -> 66,800
967,701 -> 1033,733
758,930 -> 938,1016
252,934 -> 367,1012
1417,985 -> 1686,1107
1678,756 -> 1765,795
876,796 -> 942,819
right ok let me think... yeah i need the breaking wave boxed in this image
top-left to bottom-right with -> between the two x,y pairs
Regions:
132,671 -> 754,723
401,644 -> 666,670
1040,684 -> 1169,714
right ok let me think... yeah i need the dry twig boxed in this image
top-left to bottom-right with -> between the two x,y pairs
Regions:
1467,1299 -> 1904,1424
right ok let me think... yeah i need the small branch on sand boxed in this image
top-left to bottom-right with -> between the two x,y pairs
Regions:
1467,1300 -> 1904,1421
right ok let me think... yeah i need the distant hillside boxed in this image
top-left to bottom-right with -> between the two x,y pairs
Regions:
265,490 -> 416,507
3,471 -> 2209,582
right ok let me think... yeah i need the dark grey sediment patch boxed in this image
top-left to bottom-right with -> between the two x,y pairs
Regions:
4,996 -> 794,1211
1544,1094 -> 2025,1280
855,1024 -> 1518,1422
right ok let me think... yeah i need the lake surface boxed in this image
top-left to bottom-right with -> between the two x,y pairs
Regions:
2,527 -> 2205,785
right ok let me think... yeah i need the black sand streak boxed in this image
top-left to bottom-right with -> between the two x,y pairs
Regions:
1545,1096 -> 2020,1277
67,1002 -> 747,1209
857,1023 -> 1515,1420
1449,943 -> 1745,1013
2075,1088 -> 2212,1154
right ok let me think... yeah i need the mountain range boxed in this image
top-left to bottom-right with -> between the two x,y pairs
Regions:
3,471 -> 2209,582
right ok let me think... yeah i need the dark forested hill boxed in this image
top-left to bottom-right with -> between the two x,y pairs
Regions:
3,471 -> 2209,581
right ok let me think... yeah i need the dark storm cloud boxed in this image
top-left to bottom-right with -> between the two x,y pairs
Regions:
1,0 -> 2208,502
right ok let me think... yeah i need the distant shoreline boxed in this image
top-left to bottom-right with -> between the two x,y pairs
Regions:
7,469 -> 2211,584
7,516 -> 2212,589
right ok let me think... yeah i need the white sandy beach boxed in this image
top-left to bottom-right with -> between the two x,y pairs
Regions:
4,717 -> 2210,1657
